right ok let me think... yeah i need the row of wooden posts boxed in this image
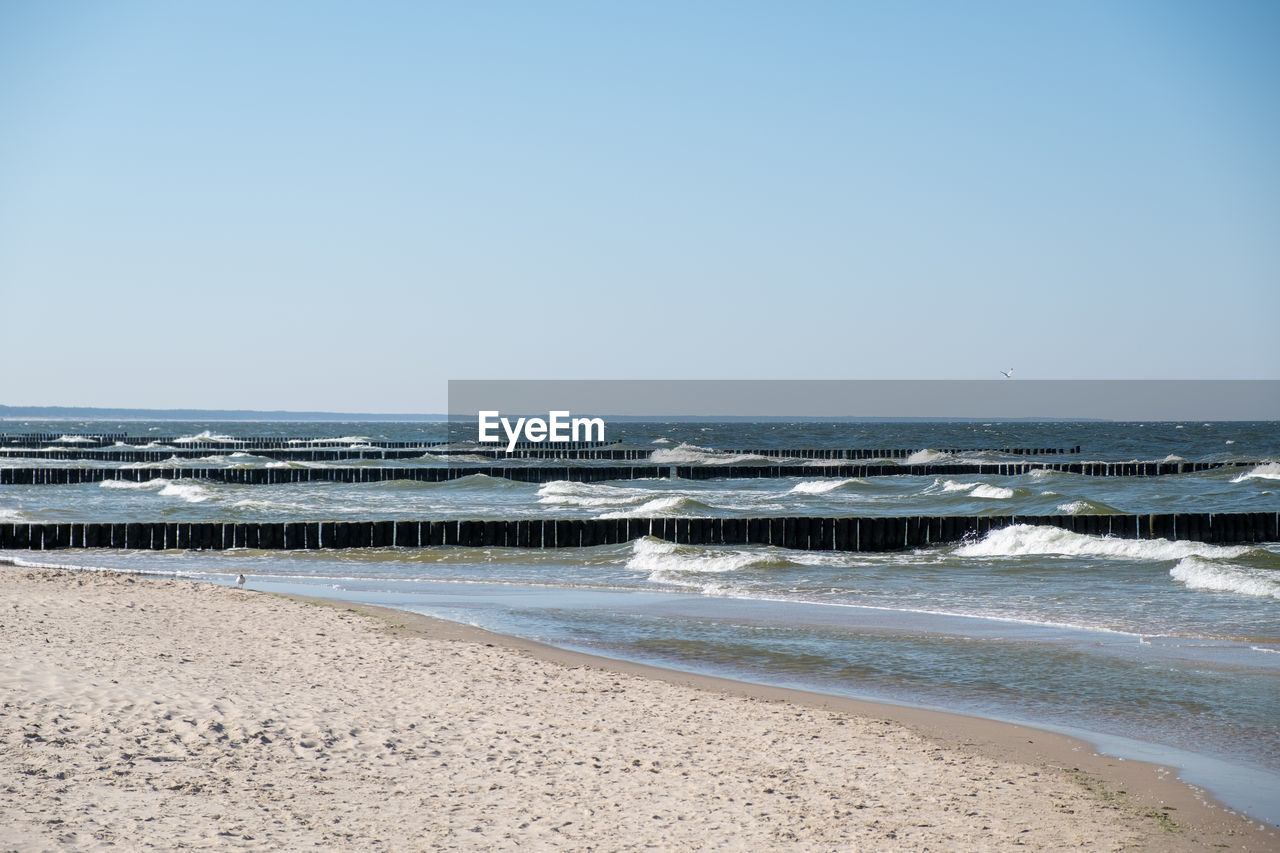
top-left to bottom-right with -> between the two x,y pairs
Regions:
0,445 -> 1082,461
3,512 -> 1275,552
0,460 -> 1256,486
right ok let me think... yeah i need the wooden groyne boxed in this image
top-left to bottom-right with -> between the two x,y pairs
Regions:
440,446 -> 1082,459
668,461 -> 1253,479
0,447 -> 1083,462
0,434 -> 618,451
0,466 -> 655,485
2,512 -> 1275,552
0,433 -> 1079,457
0,460 -> 1259,486
0,448 -> 654,462
0,449 -> 465,462
708,446 -> 1082,458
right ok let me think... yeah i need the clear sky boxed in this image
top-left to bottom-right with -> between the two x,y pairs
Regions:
2,0 -> 1277,412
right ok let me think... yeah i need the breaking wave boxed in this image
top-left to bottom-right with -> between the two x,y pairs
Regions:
600,495 -> 717,518
1232,462 -> 1280,483
1170,557 -> 1280,599
625,537 -> 809,591
955,524 -> 1254,561
1055,499 -> 1122,515
649,444 -> 775,465
933,479 -> 1015,500
789,478 -> 866,495
174,431 -> 238,443
537,481 -> 661,509
99,479 -> 213,503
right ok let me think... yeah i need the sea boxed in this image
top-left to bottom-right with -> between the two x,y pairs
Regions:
2,419 -> 1278,824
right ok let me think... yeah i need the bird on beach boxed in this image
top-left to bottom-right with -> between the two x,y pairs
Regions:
1000,368 -> 1014,378
236,573 -> 246,587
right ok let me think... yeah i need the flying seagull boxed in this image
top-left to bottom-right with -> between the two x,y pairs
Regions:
1000,368 -> 1014,378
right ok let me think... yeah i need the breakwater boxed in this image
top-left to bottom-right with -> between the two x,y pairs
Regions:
0,446 -> 1083,462
0,460 -> 1257,485
3,511 -> 1275,552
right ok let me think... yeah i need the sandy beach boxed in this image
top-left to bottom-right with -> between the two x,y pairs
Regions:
2,567 -> 1275,852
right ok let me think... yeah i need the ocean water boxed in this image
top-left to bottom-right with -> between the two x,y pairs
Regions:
3,419 -> 1278,824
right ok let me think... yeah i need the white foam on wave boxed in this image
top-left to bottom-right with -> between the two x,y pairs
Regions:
956,524 -> 1254,561
1232,462 -> 1280,483
181,454 -> 249,466
651,438 -> 673,445
174,431 -> 238,443
935,479 -> 1014,499
1055,501 -> 1092,514
55,435 -> 95,443
0,507 -> 27,521
0,554 -> 112,572
287,436 -> 370,445
1170,556 -> 1280,599
789,478 -> 865,495
648,443 -> 716,463
266,460 -> 336,469
100,479 -> 166,491
625,537 -> 782,590
156,481 -> 213,503
626,537 -> 851,591
971,484 -> 1014,499
600,495 -> 714,518
649,444 -> 774,466
537,480 -> 659,509
99,478 -> 212,503
906,449 -> 949,464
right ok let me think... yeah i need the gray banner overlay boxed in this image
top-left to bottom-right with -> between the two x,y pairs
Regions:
448,380 -> 1279,421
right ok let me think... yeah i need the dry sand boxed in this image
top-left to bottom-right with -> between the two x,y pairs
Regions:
2,566 -> 1275,851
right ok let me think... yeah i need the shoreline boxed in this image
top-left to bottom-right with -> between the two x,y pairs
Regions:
2,564 -> 1276,850
298,596 -> 1280,840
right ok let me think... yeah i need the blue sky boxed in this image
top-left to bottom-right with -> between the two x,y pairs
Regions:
1,1 -> 1277,412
